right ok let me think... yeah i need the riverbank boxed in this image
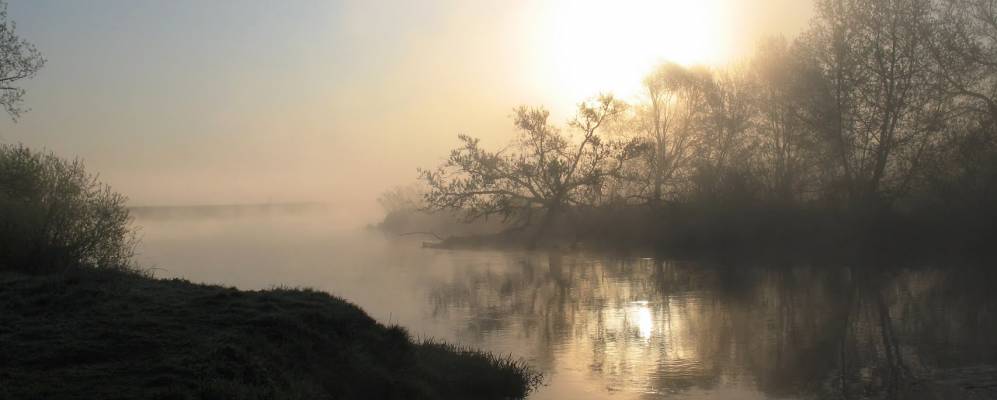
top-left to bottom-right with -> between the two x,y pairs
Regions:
0,267 -> 541,400
388,204 -> 997,262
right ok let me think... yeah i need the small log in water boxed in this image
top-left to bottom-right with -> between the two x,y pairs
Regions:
399,231 -> 445,241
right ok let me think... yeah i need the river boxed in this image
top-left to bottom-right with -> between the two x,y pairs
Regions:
133,209 -> 997,399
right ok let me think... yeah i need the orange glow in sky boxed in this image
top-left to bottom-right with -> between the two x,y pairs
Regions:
533,0 -> 732,101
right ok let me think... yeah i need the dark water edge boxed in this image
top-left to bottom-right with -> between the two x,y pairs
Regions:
0,267 -> 540,400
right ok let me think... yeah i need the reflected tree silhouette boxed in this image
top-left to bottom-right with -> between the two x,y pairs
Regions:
426,254 -> 997,399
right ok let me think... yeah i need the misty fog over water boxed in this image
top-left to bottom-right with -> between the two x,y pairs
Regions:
6,0 -> 997,398
133,208 -> 997,400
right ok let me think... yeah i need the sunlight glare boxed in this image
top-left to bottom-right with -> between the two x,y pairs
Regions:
535,0 -> 728,102
633,302 -> 654,339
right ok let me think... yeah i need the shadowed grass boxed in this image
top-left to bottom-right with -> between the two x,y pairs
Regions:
0,267 -> 542,400
414,339 -> 545,398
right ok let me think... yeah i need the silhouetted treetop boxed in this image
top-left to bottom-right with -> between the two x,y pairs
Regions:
420,95 -> 645,233
415,0 -> 997,245
0,1 -> 44,121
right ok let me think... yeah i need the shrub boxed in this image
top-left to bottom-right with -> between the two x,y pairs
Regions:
0,144 -> 135,272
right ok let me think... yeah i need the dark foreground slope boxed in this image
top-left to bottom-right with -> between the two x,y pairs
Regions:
0,268 -> 540,400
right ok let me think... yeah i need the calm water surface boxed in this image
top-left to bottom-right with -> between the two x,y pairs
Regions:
133,211 -> 997,399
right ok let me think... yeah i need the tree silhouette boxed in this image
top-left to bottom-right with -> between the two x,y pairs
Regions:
412,0 -> 997,248
0,0 -> 45,121
801,0 -> 941,207
420,95 -> 644,236
632,63 -> 708,204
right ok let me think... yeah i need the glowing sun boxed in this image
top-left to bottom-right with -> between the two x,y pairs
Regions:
534,0 -> 730,101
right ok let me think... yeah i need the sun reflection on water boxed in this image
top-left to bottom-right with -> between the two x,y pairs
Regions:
630,301 -> 654,340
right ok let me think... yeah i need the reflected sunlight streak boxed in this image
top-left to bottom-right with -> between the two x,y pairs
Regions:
635,304 -> 653,339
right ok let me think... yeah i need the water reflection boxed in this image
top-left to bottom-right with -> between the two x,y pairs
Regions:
134,214 -> 997,400
427,252 -> 997,399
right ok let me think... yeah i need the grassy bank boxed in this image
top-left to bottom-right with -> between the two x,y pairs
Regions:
0,268 -> 541,400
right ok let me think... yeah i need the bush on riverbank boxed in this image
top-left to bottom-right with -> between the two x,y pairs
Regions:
0,144 -> 135,273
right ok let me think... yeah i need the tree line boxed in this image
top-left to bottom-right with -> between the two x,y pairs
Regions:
417,0 -> 997,246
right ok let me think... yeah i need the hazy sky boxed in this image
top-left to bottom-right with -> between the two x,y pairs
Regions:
0,0 -> 812,221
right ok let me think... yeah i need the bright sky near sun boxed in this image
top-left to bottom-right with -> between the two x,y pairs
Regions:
535,0 -> 730,101
0,0 -> 812,221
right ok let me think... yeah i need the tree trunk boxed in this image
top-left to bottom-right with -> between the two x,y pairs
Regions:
531,203 -> 561,248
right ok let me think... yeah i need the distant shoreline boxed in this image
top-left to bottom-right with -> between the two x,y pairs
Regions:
129,202 -> 331,219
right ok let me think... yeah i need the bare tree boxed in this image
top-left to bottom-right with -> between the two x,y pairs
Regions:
801,0 -> 941,206
923,0 -> 997,207
631,63 -> 709,204
420,95 -> 644,237
931,0 -> 997,124
750,37 -> 823,203
692,66 -> 758,201
0,0 -> 44,121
